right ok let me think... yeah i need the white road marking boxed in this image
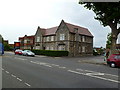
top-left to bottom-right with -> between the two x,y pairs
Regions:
25,83 -> 31,87
17,78 -> 22,81
51,64 -> 59,67
68,70 -> 84,75
35,55 -> 47,58
58,67 -> 66,69
43,64 -> 52,67
14,57 -> 27,61
76,68 -> 118,77
11,74 -> 16,78
68,70 -> 120,83
5,71 -> 9,74
86,73 -> 104,76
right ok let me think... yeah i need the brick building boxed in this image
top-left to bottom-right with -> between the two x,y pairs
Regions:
34,20 -> 93,56
19,35 -> 34,50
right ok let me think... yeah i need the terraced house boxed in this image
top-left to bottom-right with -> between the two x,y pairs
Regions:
34,20 -> 93,56
19,35 -> 35,50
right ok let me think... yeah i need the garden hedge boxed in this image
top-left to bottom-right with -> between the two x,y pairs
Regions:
32,50 -> 69,57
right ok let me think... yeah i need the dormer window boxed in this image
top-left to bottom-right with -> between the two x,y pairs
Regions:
74,28 -> 78,33
82,36 -> 85,42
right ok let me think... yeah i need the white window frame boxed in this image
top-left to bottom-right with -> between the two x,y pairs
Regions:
46,46 -> 49,50
60,34 -> 65,40
58,45 -> 65,50
51,36 -> 54,41
79,35 -> 81,42
46,37 -> 49,41
50,46 -> 54,50
79,46 -> 81,53
82,36 -> 85,42
37,37 -> 40,42
82,46 -> 85,52
24,40 -> 27,43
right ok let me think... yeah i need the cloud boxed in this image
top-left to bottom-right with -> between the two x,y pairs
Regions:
0,0 -> 110,48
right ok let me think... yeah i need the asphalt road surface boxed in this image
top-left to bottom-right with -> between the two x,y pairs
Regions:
1,52 -> 120,88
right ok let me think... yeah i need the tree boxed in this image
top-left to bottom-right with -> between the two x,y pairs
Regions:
79,2 -> 120,54
3,43 -> 13,51
106,33 -> 112,49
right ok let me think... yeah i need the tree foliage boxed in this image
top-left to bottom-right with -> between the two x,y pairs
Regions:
79,2 -> 120,54
106,33 -> 112,49
79,2 -> 120,27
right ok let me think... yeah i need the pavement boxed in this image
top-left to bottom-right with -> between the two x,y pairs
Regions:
77,55 -> 107,65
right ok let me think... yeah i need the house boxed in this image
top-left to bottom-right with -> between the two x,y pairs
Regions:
34,20 -> 93,56
19,35 -> 35,50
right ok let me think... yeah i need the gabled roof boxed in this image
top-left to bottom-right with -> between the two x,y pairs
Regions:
19,35 -> 34,40
65,22 -> 93,37
44,26 -> 58,36
37,20 -> 93,37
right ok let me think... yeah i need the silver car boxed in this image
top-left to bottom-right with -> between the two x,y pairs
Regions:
22,50 -> 35,56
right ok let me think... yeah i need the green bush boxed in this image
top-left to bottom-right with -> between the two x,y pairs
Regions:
93,50 -> 99,56
32,50 -> 69,57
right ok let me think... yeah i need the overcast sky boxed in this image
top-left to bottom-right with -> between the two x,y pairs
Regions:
0,0 -> 111,48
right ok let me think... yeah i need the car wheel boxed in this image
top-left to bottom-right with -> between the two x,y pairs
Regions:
110,62 -> 116,68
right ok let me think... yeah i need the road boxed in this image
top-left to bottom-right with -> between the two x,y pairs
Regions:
1,52 -> 120,88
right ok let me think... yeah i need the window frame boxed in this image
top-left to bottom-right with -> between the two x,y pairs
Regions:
60,34 -> 65,40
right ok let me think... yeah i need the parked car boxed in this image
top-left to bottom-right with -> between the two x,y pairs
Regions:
15,49 -> 23,55
107,54 -> 120,68
22,50 -> 35,56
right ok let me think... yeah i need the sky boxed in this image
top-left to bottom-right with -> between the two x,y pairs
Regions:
0,0 -> 111,48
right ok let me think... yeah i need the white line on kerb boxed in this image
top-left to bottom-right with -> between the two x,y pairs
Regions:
68,70 -> 120,83
25,83 -> 31,87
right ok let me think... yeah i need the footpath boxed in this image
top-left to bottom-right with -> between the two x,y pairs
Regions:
77,55 -> 107,65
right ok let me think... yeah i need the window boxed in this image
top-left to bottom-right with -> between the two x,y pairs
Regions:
46,37 -> 49,41
58,45 -> 65,50
82,46 -> 85,52
43,37 -> 46,42
27,40 -> 30,43
46,46 -> 49,50
79,35 -> 81,42
79,46 -> 81,53
82,36 -> 85,42
51,36 -> 54,41
24,40 -> 27,43
50,46 -> 54,50
37,37 -> 40,42
60,34 -> 65,40
114,55 -> 120,59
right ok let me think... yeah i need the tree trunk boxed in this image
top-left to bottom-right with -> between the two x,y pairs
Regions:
110,29 -> 119,54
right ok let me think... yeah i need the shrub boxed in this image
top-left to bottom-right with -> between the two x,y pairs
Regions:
93,50 -> 99,56
32,50 -> 69,57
